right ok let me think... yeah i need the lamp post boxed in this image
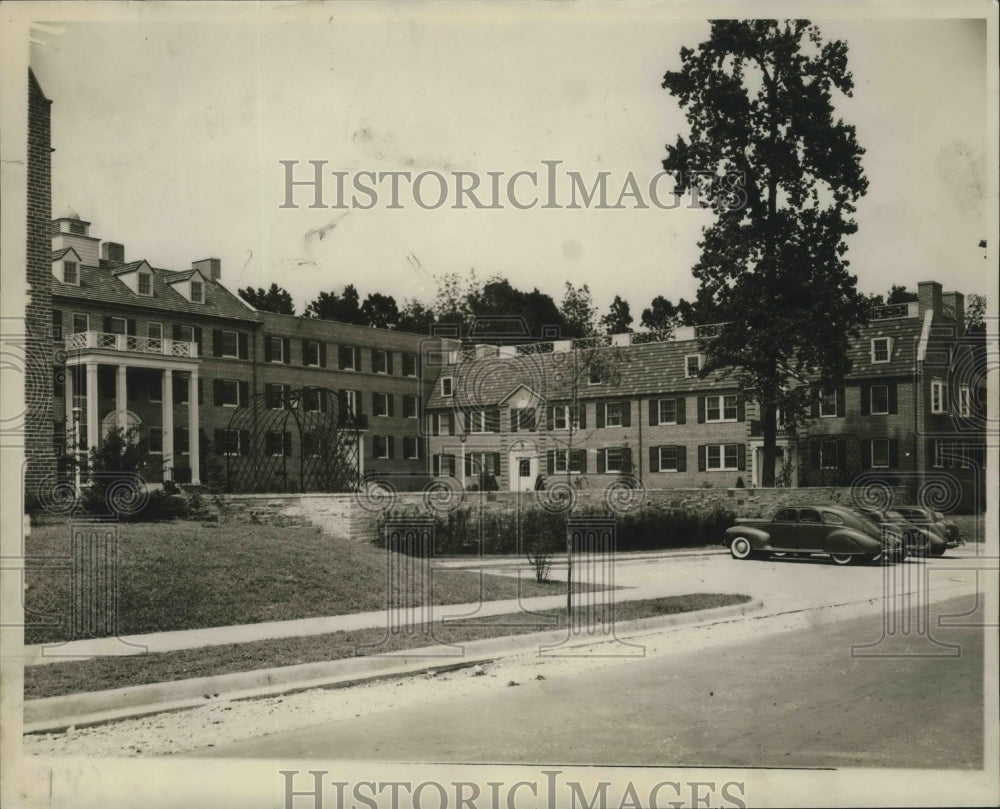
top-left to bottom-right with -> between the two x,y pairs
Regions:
71,405 -> 82,498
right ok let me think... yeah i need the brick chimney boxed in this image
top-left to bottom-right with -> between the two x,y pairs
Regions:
192,258 -> 221,281
941,291 -> 965,334
101,241 -> 125,265
917,281 -> 942,317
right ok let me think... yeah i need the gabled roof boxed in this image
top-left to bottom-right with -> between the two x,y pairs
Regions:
51,247 -> 80,262
164,269 -> 201,283
111,260 -> 151,277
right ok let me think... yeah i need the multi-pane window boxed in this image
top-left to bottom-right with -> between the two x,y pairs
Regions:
871,337 -> 891,363
372,349 -> 391,374
431,412 -> 453,436
402,353 -> 418,377
871,439 -> 890,468
510,407 -> 537,432
220,429 -> 243,456
174,375 -> 189,405
107,317 -> 127,335
706,444 -> 740,471
550,404 -> 583,430
220,330 -> 239,358
605,401 -> 624,427
402,394 -> 418,419
604,447 -> 629,473
706,395 -> 738,422
959,385 -> 971,417
63,262 -> 78,285
657,446 -> 678,471
819,440 -> 839,469
818,390 -> 838,417
174,427 -> 190,455
372,435 -> 392,459
219,380 -> 241,407
551,449 -> 586,474
302,387 -> 326,413
190,280 -> 204,303
148,322 -> 162,340
373,393 -> 391,417
148,428 -> 163,454
657,399 -> 677,424
266,431 -> 290,457
467,410 -> 488,433
685,354 -> 702,378
403,436 -> 420,459
51,310 -> 62,340
870,385 -> 890,415
931,380 -> 948,414
303,340 -> 321,367
72,313 -> 89,334
137,272 -> 152,296
339,345 -> 360,371
148,374 -> 162,403
265,383 -> 290,410
441,376 -> 454,397
267,335 -> 285,363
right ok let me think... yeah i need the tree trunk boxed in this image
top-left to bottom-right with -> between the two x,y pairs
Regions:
760,404 -> 778,488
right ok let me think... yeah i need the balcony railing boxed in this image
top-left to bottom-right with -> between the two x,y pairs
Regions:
749,419 -> 795,438
65,331 -> 198,358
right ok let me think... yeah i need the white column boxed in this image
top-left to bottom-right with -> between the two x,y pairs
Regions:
85,361 -> 99,450
116,365 -> 128,432
188,369 -> 200,485
64,365 -> 74,432
162,369 -> 174,483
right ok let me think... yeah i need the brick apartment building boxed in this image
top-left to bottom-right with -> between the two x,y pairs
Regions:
424,286 -> 986,509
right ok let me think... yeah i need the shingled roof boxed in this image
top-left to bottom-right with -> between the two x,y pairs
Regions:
51,260 -> 257,323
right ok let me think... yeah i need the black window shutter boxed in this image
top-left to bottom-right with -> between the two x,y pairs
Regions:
622,447 -> 632,470
283,338 -> 291,364
510,411 -> 518,432
547,407 -> 555,431
126,319 -> 137,336
928,438 -> 937,466
596,402 -> 606,428
493,453 -> 501,476
354,391 -> 363,415
737,443 -> 746,471
238,332 -> 249,359
354,347 -> 362,370
547,451 -> 555,475
448,455 -> 456,476
649,401 -> 658,426
103,316 -> 112,332
597,449 -> 606,474
264,335 -> 272,362
198,377 -> 203,405
621,401 -> 631,428
301,340 -> 309,365
238,381 -> 248,405
676,397 -> 686,425
736,397 -> 745,422
837,440 -> 846,470
388,436 -> 395,459
676,445 -> 687,472
836,387 -> 845,417
810,441 -> 820,470
810,392 -> 820,418
698,445 -> 707,472
860,385 -> 871,416
888,383 -> 898,415
888,438 -> 899,467
697,396 -> 706,423
338,345 -> 349,368
861,439 -> 872,468
575,449 -> 587,473
446,412 -> 453,433
239,430 -> 250,456
577,404 -> 587,429
194,327 -> 202,351
488,408 -> 500,432
212,330 -> 222,357
319,342 -> 327,367
172,324 -> 182,341
213,379 -> 223,406
430,414 -> 439,436
214,429 -> 224,453
387,352 -> 394,375
283,432 -> 292,457
387,394 -> 394,417
649,446 -> 659,473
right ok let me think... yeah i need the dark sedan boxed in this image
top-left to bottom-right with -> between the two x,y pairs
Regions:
892,506 -> 963,556
723,505 -> 902,566
854,507 -> 930,556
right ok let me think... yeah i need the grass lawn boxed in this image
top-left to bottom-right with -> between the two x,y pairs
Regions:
23,593 -> 751,700
23,519 -> 609,645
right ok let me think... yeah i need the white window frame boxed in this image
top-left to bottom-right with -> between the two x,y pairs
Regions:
372,349 -> 389,375
219,379 -> 241,408
605,401 -> 624,427
931,379 -> 948,414
871,337 -> 892,364
441,376 -> 454,397
373,435 -> 390,459
871,438 -> 890,469
604,447 -> 628,474
402,394 -> 418,419
870,385 -> 890,415
705,394 -> 738,423
266,383 -> 290,410
221,429 -> 242,457
266,431 -> 288,458
220,329 -> 240,359
175,427 -> 190,456
343,389 -> 359,417
433,413 -> 452,437
685,354 -> 703,378
657,446 -> 679,471
657,399 -> 677,425
147,322 -> 162,340
303,340 -> 321,367
818,390 -> 838,417
267,335 -> 285,363
137,271 -> 153,297
373,392 -> 389,418
468,410 -> 487,433
706,443 -> 739,471
175,324 -> 195,343
63,261 -> 79,286
959,384 -> 971,417
148,428 -> 163,455
107,316 -> 127,335
190,279 -> 204,304
72,313 -> 89,334
404,436 -> 420,460
403,353 -> 418,377
148,374 -> 162,404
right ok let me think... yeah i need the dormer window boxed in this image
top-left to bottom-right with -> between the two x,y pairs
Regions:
441,376 -> 454,397
685,354 -> 703,378
137,272 -> 152,296
63,261 -> 78,285
190,280 -> 204,304
871,337 -> 893,364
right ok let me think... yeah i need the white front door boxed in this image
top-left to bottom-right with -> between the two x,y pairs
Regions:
510,454 -> 537,492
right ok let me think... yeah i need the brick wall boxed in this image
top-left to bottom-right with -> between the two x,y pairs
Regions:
24,70 -> 54,501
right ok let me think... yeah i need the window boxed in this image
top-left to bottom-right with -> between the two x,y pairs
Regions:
549,404 -> 583,431
657,399 -> 677,425
372,393 -> 391,417
218,330 -> 239,358
51,310 -> 62,340
137,272 -> 152,296
550,449 -> 586,474
799,508 -> 822,524
587,369 -> 603,386
959,385 -> 971,417
605,402 -> 624,427
818,390 -> 838,417
403,353 -> 418,377
604,447 -> 629,474
871,337 -> 892,363
266,431 -> 290,457
774,508 -> 797,523
342,389 -> 359,418
657,446 -> 678,471
685,354 -> 702,378
339,345 -> 360,371
372,435 -> 392,459
432,454 -> 457,477
63,261 -> 78,285
72,313 -> 89,334
822,511 -> 845,525
148,322 -> 162,340
190,280 -> 204,303
819,440 -> 840,469
431,412 -> 453,436
510,407 -> 537,432
219,429 -> 243,456
403,436 -> 421,459
372,349 -> 391,374
402,394 -> 418,419
174,427 -> 190,455
467,410 -> 488,433
175,325 -> 195,343
931,379 -> 947,414
267,335 -> 285,363
303,340 -> 321,367
302,388 -> 326,413
441,376 -> 454,397
302,431 -> 322,457
706,444 -> 740,471
705,395 -> 738,423
217,379 -> 242,407
265,383 -> 290,409
148,374 -> 162,403
870,385 -> 890,415
871,438 -> 890,469
148,428 -> 163,454
107,317 -> 127,335
466,452 -> 500,479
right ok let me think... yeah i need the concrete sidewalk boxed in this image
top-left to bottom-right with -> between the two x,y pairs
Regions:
23,549 -> 725,666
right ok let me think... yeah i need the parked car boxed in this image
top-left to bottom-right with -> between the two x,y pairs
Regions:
723,505 -> 902,565
853,507 -> 931,556
891,506 -> 963,556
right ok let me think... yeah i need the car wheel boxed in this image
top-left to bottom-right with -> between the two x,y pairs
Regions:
770,552 -> 788,558
829,553 -> 855,566
730,536 -> 754,560
930,545 -> 946,557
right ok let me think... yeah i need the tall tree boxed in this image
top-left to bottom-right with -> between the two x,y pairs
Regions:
662,19 -> 869,486
886,284 -> 917,305
238,283 -> 295,315
560,282 -> 599,339
304,284 -> 364,324
601,295 -> 634,335
640,295 -> 679,333
360,292 -> 400,329
397,298 -> 436,334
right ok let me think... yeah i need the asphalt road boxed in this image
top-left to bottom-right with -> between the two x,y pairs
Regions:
192,592 -> 984,768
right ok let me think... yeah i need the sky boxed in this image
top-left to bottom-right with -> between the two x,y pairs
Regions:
26,5 -> 994,320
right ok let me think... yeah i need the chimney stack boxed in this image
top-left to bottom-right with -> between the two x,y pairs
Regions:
101,242 -> 125,265
917,281 -> 942,317
192,258 -> 221,281
941,291 -> 965,334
